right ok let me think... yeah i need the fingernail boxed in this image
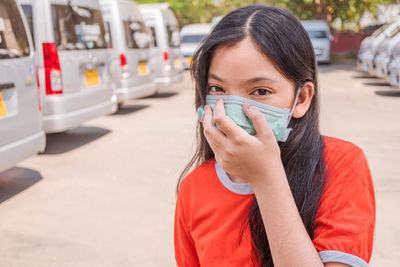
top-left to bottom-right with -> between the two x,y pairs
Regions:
244,101 -> 251,110
217,97 -> 222,103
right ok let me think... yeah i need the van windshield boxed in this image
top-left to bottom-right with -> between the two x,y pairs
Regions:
372,23 -> 391,38
123,20 -> 151,49
0,0 -> 30,59
167,25 -> 180,47
148,26 -> 157,47
51,4 -> 107,50
181,34 -> 207,44
306,30 -> 328,39
388,26 -> 400,38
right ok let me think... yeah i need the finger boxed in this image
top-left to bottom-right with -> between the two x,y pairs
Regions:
202,105 -> 226,148
243,102 -> 274,141
213,98 -> 247,137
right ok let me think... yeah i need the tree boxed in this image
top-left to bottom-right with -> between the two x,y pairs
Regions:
271,0 -> 398,30
135,0 -> 398,29
135,0 -> 273,26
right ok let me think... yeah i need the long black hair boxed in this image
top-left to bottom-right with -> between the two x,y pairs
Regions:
177,5 -> 327,266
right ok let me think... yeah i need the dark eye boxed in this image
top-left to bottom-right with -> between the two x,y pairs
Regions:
252,88 -> 270,96
208,85 -> 225,93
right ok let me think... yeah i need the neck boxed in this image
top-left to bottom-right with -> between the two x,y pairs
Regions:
227,173 -> 248,184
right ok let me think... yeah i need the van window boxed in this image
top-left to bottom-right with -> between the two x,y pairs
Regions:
0,0 -> 30,59
123,20 -> 151,49
372,23 -> 390,38
21,4 -> 35,49
182,34 -> 206,44
51,4 -> 107,50
104,21 -> 112,48
388,26 -> 400,39
306,30 -> 328,39
167,25 -> 180,47
149,26 -> 157,47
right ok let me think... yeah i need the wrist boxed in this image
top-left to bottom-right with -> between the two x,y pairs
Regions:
250,159 -> 286,189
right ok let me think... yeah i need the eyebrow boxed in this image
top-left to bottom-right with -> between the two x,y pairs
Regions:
208,73 -> 276,84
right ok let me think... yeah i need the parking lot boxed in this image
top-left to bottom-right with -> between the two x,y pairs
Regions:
0,62 -> 399,266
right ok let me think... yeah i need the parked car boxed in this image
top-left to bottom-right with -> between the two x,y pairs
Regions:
211,16 -> 223,27
387,43 -> 400,87
140,3 -> 184,88
372,26 -> 400,78
357,20 -> 400,74
301,20 -> 333,63
0,0 -> 46,173
100,0 -> 157,106
18,0 -> 115,133
180,23 -> 212,69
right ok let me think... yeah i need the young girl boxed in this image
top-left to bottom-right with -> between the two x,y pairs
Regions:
174,5 -> 375,267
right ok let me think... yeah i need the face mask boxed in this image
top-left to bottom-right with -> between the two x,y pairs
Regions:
197,90 -> 301,142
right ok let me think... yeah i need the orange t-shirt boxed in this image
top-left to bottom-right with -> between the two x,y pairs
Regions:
174,137 -> 375,267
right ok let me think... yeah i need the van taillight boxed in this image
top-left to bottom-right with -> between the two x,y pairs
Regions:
42,42 -> 62,95
163,51 -> 169,62
163,51 -> 171,72
120,53 -> 127,66
120,53 -> 129,79
35,65 -> 42,111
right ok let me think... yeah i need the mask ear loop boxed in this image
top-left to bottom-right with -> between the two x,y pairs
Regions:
280,87 -> 302,142
288,86 -> 302,122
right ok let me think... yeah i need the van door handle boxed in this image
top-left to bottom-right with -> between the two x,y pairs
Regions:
0,82 -> 15,91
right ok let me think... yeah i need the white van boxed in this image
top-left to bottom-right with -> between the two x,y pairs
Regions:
372,26 -> 400,78
18,0 -> 114,133
357,21 -> 400,74
180,23 -> 212,69
301,20 -> 333,63
100,0 -> 157,105
0,0 -> 46,173
140,3 -> 184,88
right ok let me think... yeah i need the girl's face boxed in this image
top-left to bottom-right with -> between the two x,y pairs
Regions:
207,38 -> 310,115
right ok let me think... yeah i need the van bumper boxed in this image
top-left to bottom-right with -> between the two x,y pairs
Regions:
315,50 -> 330,63
387,62 -> 400,87
0,131 -> 46,173
359,52 -> 375,74
156,72 -> 184,88
373,56 -> 389,78
115,81 -> 157,101
43,99 -> 113,133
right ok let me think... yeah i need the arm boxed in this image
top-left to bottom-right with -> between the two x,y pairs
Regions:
250,164 -> 351,267
250,152 -> 324,266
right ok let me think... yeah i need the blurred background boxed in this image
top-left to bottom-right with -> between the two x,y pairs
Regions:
0,0 -> 399,266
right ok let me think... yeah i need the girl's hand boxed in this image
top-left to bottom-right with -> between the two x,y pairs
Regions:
202,98 -> 283,186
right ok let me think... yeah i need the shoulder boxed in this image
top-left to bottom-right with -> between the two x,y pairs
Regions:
178,159 -> 216,198
323,136 -> 363,159
322,136 -> 373,192
322,136 -> 368,179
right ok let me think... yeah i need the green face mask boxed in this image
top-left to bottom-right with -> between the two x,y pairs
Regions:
197,91 -> 300,142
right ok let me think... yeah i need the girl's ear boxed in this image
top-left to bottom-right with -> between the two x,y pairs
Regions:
292,81 -> 314,119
